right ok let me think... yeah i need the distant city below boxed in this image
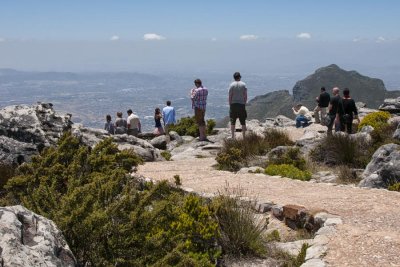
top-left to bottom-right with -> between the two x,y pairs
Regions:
1,68 -> 399,131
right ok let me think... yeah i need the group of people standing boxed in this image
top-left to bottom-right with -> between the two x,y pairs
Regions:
103,72 -> 249,140
292,86 -> 360,134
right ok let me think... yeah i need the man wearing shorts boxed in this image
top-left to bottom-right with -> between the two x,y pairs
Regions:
191,79 -> 208,141
229,72 -> 248,139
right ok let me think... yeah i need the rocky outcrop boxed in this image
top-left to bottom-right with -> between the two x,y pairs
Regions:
359,143 -> 400,188
292,64 -> 397,110
0,103 -> 162,163
0,136 -> 38,165
0,205 -> 77,267
0,103 -> 72,149
379,97 -> 400,113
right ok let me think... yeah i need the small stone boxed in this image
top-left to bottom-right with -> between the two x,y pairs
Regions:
301,258 -> 327,267
315,226 -> 336,236
305,245 -> 327,260
272,205 -> 283,220
324,217 -> 343,226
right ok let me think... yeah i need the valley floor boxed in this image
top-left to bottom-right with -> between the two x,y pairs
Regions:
138,157 -> 400,267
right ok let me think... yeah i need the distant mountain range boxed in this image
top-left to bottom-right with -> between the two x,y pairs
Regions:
217,64 -> 400,125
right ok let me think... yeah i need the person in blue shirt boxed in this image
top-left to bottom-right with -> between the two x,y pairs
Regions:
162,100 -> 176,137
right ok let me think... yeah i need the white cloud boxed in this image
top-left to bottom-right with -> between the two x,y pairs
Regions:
143,33 -> 166,41
240,34 -> 259,41
376,36 -> 386,43
211,37 -> 217,42
297,32 -> 311,39
352,37 -> 362,42
0,38 -> 5,42
110,35 -> 120,41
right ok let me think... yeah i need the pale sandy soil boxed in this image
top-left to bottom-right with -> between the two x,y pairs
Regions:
138,157 -> 400,267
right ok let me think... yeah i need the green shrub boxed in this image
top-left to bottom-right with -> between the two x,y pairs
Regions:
337,165 -> 360,184
310,134 -> 369,168
212,188 -> 267,257
0,162 -> 16,190
264,128 -> 294,150
388,182 -> 400,192
293,243 -> 309,267
266,229 -> 281,242
358,111 -> 391,131
169,116 -> 216,137
216,130 -> 293,172
268,147 -> 307,171
216,147 -> 244,172
161,150 -> 172,161
265,164 -> 311,181
3,133 -> 220,266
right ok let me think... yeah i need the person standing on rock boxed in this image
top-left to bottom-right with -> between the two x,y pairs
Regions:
191,78 -> 208,141
229,72 -> 248,139
342,88 -> 360,134
162,100 -> 176,137
314,87 -> 330,125
127,109 -> 141,137
153,107 -> 164,136
327,87 -> 345,135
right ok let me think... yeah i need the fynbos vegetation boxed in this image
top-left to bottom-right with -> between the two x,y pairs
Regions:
2,133 -> 221,266
216,129 -> 293,171
168,116 -> 216,137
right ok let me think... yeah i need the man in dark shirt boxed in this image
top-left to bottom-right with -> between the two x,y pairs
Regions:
327,87 -> 344,135
314,87 -> 330,125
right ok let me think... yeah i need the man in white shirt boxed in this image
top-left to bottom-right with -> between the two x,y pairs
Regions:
126,109 -> 141,136
292,104 -> 311,128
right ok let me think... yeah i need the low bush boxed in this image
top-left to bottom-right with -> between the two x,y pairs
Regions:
169,116 -> 216,137
388,182 -> 400,192
2,133 -> 221,266
0,162 -> 16,190
265,164 -> 311,181
358,111 -> 391,132
212,187 -> 267,258
266,229 -> 281,242
310,134 -> 369,168
216,130 -> 293,172
268,147 -> 307,171
337,165 -> 360,184
161,150 -> 172,161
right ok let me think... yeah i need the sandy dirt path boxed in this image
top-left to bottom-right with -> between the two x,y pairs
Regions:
138,157 -> 400,267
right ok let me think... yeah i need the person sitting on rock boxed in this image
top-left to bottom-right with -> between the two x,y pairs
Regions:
127,109 -> 141,137
292,104 -> 311,128
104,114 -> 115,134
114,111 -> 127,134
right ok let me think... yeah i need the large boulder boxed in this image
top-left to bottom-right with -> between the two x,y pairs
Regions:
150,135 -> 168,150
0,205 -> 77,266
0,103 -> 72,147
379,97 -> 400,113
359,143 -> 400,188
0,136 -> 38,165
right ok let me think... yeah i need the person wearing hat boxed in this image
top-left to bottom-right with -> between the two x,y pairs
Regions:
229,72 -> 248,139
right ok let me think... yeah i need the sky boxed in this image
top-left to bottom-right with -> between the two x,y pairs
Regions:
0,0 -> 399,75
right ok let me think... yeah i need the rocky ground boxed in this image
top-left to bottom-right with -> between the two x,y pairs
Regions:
137,157 -> 400,267
2,99 -> 400,266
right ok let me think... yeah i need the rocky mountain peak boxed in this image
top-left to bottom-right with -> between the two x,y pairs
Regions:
292,64 -> 393,109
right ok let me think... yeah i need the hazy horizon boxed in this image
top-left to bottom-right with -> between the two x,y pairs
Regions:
1,1 -> 399,79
